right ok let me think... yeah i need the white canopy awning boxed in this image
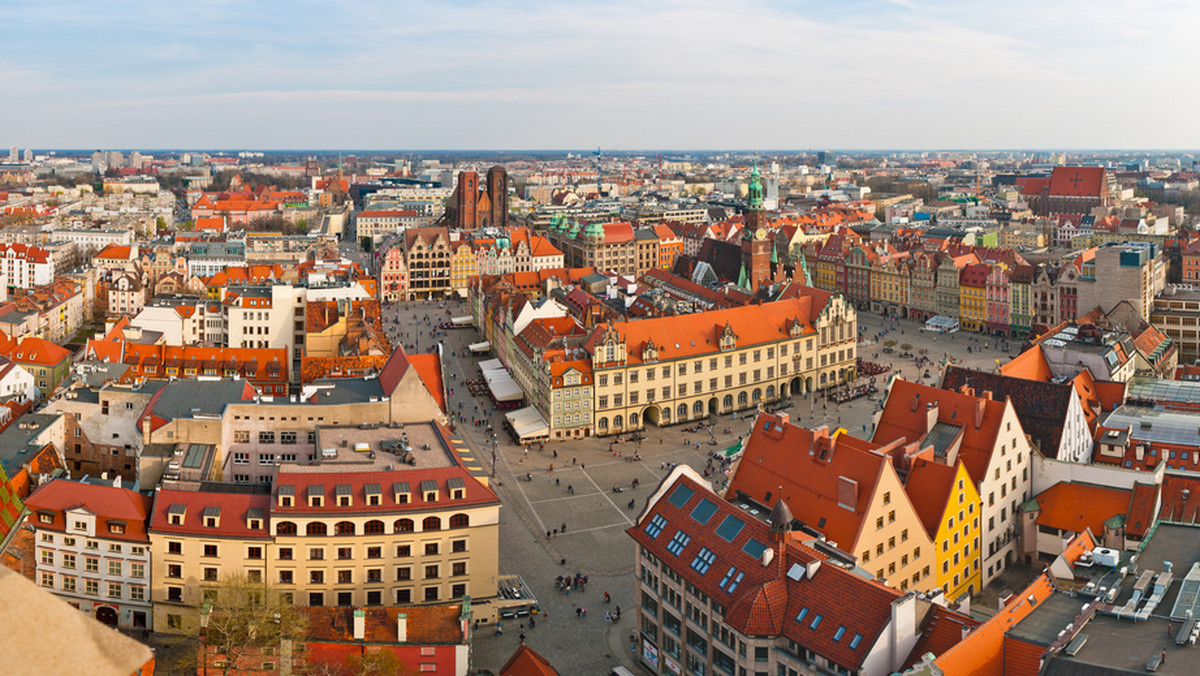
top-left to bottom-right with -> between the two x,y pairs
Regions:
482,364 -> 524,402
479,358 -> 504,371
452,315 -> 473,326
505,407 -> 549,441
469,341 -> 492,353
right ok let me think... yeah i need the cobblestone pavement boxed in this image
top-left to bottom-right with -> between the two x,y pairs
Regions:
384,299 -> 1022,674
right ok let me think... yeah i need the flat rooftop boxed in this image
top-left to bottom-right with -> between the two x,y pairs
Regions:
305,422 -> 455,473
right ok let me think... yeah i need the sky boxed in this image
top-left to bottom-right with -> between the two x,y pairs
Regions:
1,0 -> 1197,151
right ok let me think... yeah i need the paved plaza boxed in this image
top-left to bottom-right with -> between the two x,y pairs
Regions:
383,298 -> 1023,674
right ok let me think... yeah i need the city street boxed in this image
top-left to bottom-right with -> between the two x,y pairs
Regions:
381,297 -> 1023,673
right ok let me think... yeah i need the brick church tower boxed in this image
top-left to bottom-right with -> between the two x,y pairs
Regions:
740,162 -> 772,290
454,171 -> 479,229
486,166 -> 508,228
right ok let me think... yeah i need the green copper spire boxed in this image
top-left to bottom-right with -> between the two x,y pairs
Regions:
770,242 -> 779,264
737,263 -> 750,290
748,158 -> 764,211
799,250 -> 813,286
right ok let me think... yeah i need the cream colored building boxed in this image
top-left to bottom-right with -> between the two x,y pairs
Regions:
149,423 -> 501,635
585,290 -> 857,435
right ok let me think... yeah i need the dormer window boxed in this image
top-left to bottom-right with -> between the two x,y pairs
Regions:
393,482 -> 411,505
167,504 -> 186,526
278,484 -> 295,508
447,477 -> 466,501
37,511 -> 53,524
202,506 -> 221,528
335,484 -> 353,507
247,508 -> 265,530
308,485 -> 325,508
365,484 -> 382,506
420,480 -> 439,503
108,521 -> 126,534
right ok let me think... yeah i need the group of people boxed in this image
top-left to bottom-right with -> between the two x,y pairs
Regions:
828,384 -> 878,404
556,572 -> 588,593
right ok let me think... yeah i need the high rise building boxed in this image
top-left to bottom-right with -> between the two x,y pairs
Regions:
7,146 -> 16,162
486,166 -> 508,228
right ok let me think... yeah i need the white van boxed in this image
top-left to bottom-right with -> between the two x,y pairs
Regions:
610,667 -> 637,676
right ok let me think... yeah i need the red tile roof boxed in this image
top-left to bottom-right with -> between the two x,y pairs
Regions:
904,458 -> 960,539
303,604 -> 464,644
729,414 -> 894,549
1049,166 -> 1107,197
7,337 -> 71,367
1031,482 -> 1132,537
25,480 -> 153,543
407,352 -> 445,413
499,644 -> 561,676
903,605 -> 981,670
872,379 -> 1008,486
149,488 -> 272,539
933,573 -> 1056,675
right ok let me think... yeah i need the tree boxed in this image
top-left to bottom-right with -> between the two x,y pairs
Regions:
198,575 -> 307,676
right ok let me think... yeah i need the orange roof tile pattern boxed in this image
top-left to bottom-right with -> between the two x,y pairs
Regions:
585,291 -> 837,365
499,644 -> 561,676
25,480 -> 153,543
1031,482 -> 1135,538
933,573 -> 1057,676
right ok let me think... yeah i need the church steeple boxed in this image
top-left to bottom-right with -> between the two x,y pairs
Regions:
748,159 -> 764,211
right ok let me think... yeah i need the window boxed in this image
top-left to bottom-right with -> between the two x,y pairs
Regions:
203,544 -> 218,557
367,546 -> 382,559
666,531 -> 691,556
425,543 -> 439,556
40,572 -> 53,588
425,565 -> 439,579
85,557 -> 99,573
337,547 -> 353,560
309,548 -> 325,561
62,577 -> 77,592
337,570 -> 353,584
310,571 -> 325,584
258,431 -> 275,444
108,560 -> 122,576
424,587 -> 439,602
279,570 -> 294,585
690,548 -> 717,574
108,582 -> 122,599
167,586 -> 182,602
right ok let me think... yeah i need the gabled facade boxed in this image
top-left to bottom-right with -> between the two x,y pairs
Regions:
873,379 -> 1033,586
904,459 -> 982,601
729,413 -> 939,595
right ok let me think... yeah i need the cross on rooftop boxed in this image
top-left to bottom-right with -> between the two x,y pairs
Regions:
1069,173 -> 1084,188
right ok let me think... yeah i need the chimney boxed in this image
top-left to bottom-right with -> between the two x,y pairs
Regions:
982,390 -> 993,401
776,412 -> 789,427
925,401 -> 939,432
396,613 -> 407,643
353,609 -> 365,641
974,398 -> 986,429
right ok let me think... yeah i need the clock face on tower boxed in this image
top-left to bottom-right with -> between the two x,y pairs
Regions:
755,229 -> 767,241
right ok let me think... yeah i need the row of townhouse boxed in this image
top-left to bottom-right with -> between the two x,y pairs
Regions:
801,233 -> 1165,338
375,226 -> 565,303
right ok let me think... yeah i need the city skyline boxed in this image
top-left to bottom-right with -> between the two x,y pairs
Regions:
2,1 -> 1199,150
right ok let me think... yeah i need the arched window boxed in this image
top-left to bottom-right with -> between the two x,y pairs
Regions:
737,391 -> 747,405
723,394 -> 733,409
394,518 -> 414,533
335,521 -> 356,536
423,516 -> 441,531
820,373 -> 827,385
630,411 -> 640,427
614,415 -> 623,428
364,520 -> 385,535
693,400 -> 704,414
306,522 -> 327,537
449,513 -> 470,529
677,403 -> 687,419
752,388 -> 762,401
598,417 -> 608,430
276,521 -> 296,536
766,385 -> 776,399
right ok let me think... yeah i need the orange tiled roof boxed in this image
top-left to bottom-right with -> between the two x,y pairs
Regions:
499,644 -> 561,676
904,458 -> 960,539
584,291 -> 837,365
303,605 -> 463,644
1032,482 -> 1132,537
7,337 -> 71,367
933,573 -> 1056,675
407,352 -> 445,413
729,414 -> 894,549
